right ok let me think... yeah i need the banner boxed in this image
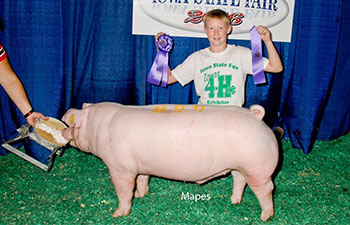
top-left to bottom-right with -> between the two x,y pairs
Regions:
133,0 -> 295,42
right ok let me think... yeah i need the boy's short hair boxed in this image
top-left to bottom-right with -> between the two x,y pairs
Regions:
203,9 -> 231,27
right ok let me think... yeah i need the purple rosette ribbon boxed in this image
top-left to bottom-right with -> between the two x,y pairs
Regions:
147,34 -> 173,87
250,26 -> 266,85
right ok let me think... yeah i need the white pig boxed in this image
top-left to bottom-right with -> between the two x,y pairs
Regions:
62,102 -> 279,221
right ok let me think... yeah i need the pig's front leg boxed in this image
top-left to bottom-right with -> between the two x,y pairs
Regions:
109,169 -> 136,218
134,175 -> 150,198
231,170 -> 247,204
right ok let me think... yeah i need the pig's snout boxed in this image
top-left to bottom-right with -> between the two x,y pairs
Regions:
62,127 -> 78,148
62,128 -> 73,141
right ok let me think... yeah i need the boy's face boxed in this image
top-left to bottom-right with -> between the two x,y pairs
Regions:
204,18 -> 232,50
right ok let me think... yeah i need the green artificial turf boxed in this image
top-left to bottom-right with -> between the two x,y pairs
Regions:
1,134 -> 349,225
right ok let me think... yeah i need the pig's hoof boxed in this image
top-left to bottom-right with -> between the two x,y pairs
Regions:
135,190 -> 148,198
260,209 -> 274,221
230,195 -> 242,204
134,187 -> 149,198
112,208 -> 130,218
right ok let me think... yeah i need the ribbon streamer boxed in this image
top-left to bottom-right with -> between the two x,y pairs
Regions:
147,34 -> 173,87
250,26 -> 266,85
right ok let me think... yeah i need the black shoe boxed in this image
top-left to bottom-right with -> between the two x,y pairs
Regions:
273,126 -> 284,140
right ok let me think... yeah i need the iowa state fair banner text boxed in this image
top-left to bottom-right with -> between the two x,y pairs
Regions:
133,0 -> 295,42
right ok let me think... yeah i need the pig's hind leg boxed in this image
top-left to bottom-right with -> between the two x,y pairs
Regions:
109,169 -> 136,218
230,170 -> 247,204
247,177 -> 274,221
135,175 -> 150,198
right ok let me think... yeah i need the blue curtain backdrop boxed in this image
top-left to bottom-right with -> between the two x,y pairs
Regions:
0,0 -> 349,162
0,0 -> 64,161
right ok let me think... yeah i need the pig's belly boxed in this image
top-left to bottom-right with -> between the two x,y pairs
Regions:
149,166 -> 233,184
131,134 -> 244,182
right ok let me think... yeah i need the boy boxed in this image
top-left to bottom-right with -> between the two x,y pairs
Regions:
156,9 -> 283,107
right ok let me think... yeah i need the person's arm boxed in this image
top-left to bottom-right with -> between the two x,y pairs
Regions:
155,32 -> 178,85
0,57 -> 47,125
256,25 -> 283,73
167,68 -> 178,84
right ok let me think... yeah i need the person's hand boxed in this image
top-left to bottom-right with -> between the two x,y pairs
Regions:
256,25 -> 272,43
26,112 -> 48,126
155,32 -> 165,50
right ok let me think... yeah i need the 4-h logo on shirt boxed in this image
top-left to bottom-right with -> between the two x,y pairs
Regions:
205,75 -> 236,98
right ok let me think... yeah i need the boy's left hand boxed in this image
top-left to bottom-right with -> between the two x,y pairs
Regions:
256,25 -> 272,43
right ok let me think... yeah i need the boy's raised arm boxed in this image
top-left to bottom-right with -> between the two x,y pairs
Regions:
167,68 -> 178,84
257,25 -> 283,73
154,32 -> 178,85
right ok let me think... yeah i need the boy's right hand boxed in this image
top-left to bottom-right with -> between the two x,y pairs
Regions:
155,32 -> 165,50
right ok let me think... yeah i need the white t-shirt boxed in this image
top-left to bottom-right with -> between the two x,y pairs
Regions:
172,44 -> 269,106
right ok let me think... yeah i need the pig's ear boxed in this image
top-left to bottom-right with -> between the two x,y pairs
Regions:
249,105 -> 265,121
62,109 -> 82,128
82,103 -> 92,109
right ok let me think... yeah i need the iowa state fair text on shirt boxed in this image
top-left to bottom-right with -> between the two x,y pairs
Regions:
151,0 -> 278,11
